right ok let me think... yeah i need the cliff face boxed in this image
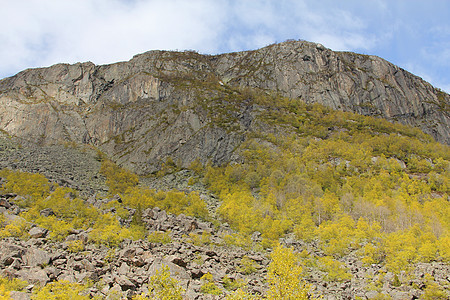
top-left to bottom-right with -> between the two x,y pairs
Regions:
0,40 -> 448,174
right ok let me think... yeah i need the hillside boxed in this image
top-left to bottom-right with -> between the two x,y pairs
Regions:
0,40 -> 448,175
0,40 -> 449,299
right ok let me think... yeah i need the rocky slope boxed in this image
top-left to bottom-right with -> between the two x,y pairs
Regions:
2,190 -> 449,300
0,40 -> 448,175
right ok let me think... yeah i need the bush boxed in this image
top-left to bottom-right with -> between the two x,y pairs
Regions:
148,231 -> 172,244
200,273 -> 222,296
318,256 -> 352,282
32,280 -> 90,299
237,256 -> 258,275
147,265 -> 184,300
267,245 -> 314,300
67,240 -> 84,253
0,276 -> 28,292
0,217 -> 30,239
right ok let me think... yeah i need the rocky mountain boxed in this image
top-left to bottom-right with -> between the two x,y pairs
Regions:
0,40 -> 449,300
0,40 -> 448,175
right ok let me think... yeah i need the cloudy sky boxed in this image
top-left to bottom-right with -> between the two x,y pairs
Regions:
1,0 -> 449,92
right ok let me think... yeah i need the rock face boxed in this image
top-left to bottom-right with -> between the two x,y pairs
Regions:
0,40 -> 448,174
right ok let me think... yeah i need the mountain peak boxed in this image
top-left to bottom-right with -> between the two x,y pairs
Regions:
0,41 -> 448,174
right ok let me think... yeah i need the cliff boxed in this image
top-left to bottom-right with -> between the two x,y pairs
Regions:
0,40 -> 448,174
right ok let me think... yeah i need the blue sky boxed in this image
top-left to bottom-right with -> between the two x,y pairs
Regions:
1,0 -> 449,92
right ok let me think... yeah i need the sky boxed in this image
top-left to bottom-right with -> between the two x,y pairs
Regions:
1,0 -> 449,92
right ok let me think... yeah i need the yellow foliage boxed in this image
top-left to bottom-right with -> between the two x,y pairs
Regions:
88,213 -> 132,247
186,232 -> 211,246
183,192 -> 209,219
200,273 -> 222,295
437,236 -> 450,262
222,233 -> 252,250
100,160 -> 138,195
147,265 -> 184,300
267,245 -> 314,300
0,217 -> 29,239
360,243 -> 383,266
36,187 -> 97,222
32,280 -> 90,299
189,158 -> 203,174
0,168 -> 50,204
34,216 -> 73,241
67,240 -> 84,253
237,256 -> 259,275
0,285 -> 9,300
122,188 -> 209,220
225,288 -> 259,300
148,231 -> 172,244
293,214 -> 316,242
318,256 -> 352,282
0,276 -> 27,293
421,274 -> 448,300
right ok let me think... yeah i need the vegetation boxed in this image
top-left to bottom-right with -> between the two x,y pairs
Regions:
146,265 -> 184,300
32,281 -> 92,300
0,91 -> 448,297
0,276 -> 27,294
200,273 -> 222,295
202,96 -> 449,274
0,159 -> 209,247
266,245 -> 315,300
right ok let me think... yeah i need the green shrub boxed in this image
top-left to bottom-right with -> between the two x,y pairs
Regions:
200,273 -> 222,296
32,280 -> 90,299
147,265 -> 184,300
148,231 -> 172,244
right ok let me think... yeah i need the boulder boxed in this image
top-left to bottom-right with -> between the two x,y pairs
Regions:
166,255 -> 187,267
28,227 -> 48,238
9,291 -> 30,300
114,275 -> 135,291
148,258 -> 190,289
0,198 -> 11,209
17,267 -> 49,285
39,208 -> 55,217
22,248 -> 50,267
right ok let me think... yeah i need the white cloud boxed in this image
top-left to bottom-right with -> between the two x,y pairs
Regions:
0,0 -> 224,77
0,0 -> 449,93
0,0 -> 381,78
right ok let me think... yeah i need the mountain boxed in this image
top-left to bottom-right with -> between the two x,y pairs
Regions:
0,40 -> 449,299
0,40 -> 448,175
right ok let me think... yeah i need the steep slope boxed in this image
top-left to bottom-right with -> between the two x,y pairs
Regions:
0,40 -> 448,175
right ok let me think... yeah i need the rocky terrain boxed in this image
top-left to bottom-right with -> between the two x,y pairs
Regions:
0,40 -> 449,299
0,134 -> 106,197
1,189 -> 449,300
0,40 -> 448,175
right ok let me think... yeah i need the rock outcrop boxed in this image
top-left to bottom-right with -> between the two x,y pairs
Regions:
0,40 -> 448,175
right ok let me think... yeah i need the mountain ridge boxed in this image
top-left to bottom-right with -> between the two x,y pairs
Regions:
0,39 -> 448,175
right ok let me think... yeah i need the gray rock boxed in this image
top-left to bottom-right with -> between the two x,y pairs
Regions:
28,227 -> 48,238
0,40 -> 447,181
117,262 -> 130,275
148,258 -> 191,289
0,198 -> 11,209
17,267 -> 49,285
9,291 -> 30,300
166,255 -> 187,267
39,208 -> 55,217
114,275 -> 135,291
22,248 -> 50,267
57,271 -> 77,282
